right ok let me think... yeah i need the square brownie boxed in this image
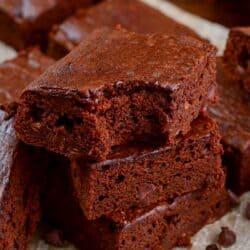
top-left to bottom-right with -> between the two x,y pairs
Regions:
208,59 -> 250,193
71,115 -> 225,219
0,49 -> 53,249
0,0 -> 94,50
223,27 -> 250,93
15,28 -> 217,160
48,0 -> 199,58
43,161 -> 231,250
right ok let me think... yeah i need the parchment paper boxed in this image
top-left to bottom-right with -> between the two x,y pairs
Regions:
0,0 -> 249,249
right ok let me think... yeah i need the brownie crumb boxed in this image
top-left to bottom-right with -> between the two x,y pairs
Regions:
218,227 -> 236,247
206,243 -> 221,250
43,229 -> 66,247
245,202 -> 250,220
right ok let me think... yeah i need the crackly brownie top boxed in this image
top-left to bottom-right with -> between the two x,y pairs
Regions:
0,48 -> 54,109
27,28 -> 215,98
50,0 -> 199,51
209,59 -> 250,152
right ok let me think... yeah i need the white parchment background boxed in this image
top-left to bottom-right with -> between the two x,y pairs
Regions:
0,0 -> 249,249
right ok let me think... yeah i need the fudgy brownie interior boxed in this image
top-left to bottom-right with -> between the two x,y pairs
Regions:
71,115 -> 225,219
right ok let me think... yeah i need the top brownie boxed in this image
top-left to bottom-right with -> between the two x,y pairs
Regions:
15,28 -> 217,160
48,0 -> 199,58
0,0 -> 94,49
223,27 -> 250,93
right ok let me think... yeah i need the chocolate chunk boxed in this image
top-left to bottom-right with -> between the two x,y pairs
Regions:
218,227 -> 236,247
245,202 -> 250,220
206,244 -> 221,250
43,229 -> 66,247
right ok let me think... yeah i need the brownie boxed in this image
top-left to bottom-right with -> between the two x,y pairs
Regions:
43,161 -> 231,250
71,115 -> 225,219
223,27 -> 250,93
48,0 -> 200,58
0,0 -> 94,50
15,28 -> 217,160
0,112 -> 49,249
0,49 -> 53,249
168,0 -> 250,28
0,48 -> 54,113
208,59 -> 250,193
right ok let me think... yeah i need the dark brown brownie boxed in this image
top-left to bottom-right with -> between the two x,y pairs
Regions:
43,161 -> 231,250
208,59 -> 250,194
0,112 -> 49,250
48,0 -> 199,58
223,27 -> 250,93
15,28 -> 217,160
0,0 -> 94,50
168,0 -> 250,28
0,48 -> 54,113
71,115 -> 225,219
0,49 -> 53,249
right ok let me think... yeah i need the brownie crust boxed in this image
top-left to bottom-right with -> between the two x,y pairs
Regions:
15,28 -> 217,160
0,0 -> 94,49
209,59 -> 250,193
48,0 -> 200,58
71,115 -> 225,219
223,27 -> 250,93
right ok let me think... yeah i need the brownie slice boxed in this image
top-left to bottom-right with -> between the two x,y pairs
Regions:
71,115 -> 225,219
208,59 -> 250,193
0,111 -> 49,249
0,48 -> 54,113
223,27 -> 250,93
0,49 -> 53,249
0,0 -> 94,50
15,28 -> 217,160
43,161 -> 231,250
48,0 -> 199,58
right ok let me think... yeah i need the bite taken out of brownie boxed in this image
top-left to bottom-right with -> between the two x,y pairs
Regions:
222,27 -> 250,93
71,114 -> 225,220
48,0 -> 200,59
0,48 -> 54,249
43,160 -> 232,250
0,0 -> 95,50
208,59 -> 250,194
15,28 -> 217,161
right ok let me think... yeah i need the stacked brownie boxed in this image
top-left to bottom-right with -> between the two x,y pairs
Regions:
47,0 -> 199,58
14,28 -> 232,249
209,27 -> 250,193
0,49 -> 53,249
